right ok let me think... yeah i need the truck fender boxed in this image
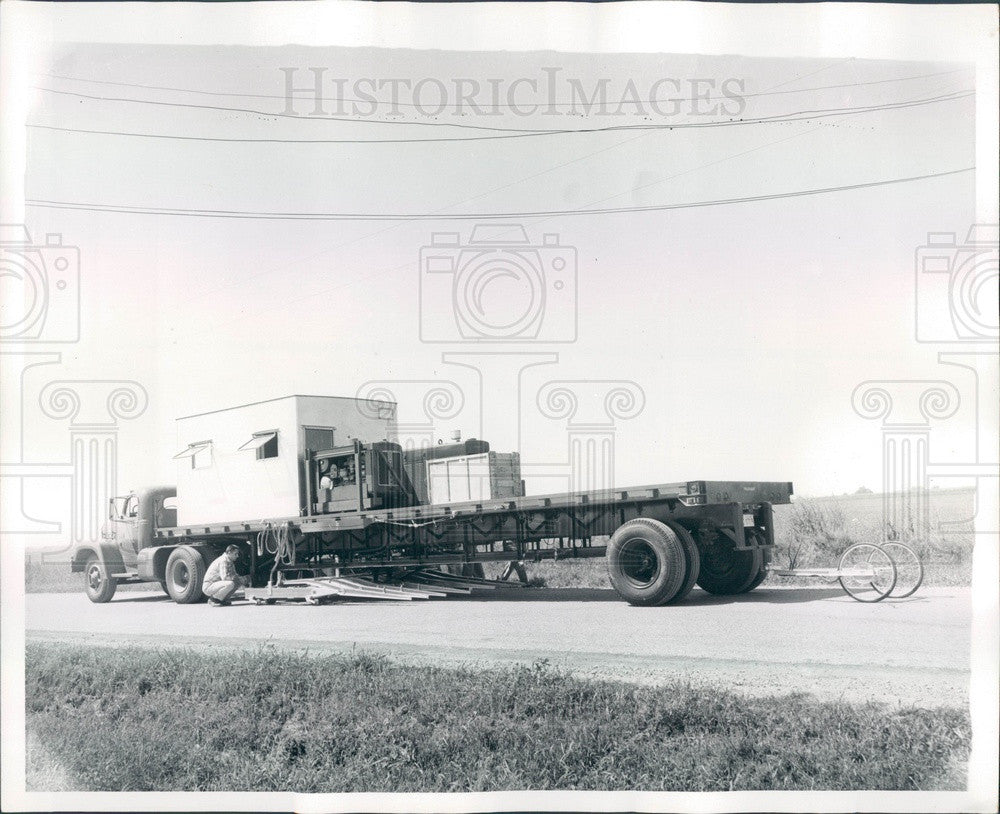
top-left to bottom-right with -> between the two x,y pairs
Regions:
140,544 -> 221,581
71,543 -> 127,575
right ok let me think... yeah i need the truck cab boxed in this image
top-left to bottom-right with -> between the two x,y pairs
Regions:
71,486 -> 177,601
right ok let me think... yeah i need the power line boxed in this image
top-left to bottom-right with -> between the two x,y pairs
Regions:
37,66 -> 968,109
26,167 -> 973,221
28,90 -> 972,144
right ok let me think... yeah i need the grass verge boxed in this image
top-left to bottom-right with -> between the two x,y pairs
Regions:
26,641 -> 969,792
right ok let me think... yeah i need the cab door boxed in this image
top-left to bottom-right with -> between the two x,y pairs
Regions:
105,494 -> 141,564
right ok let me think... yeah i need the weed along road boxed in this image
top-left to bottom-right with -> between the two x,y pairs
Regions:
26,585 -> 971,708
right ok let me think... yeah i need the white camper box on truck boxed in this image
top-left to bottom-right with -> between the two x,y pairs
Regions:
172,395 -> 397,525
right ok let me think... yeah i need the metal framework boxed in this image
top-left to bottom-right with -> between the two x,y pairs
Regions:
155,480 -> 793,576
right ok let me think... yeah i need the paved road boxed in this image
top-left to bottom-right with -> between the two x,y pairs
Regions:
26,585 -> 971,707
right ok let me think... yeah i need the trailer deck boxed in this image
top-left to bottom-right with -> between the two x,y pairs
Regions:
155,479 -> 794,542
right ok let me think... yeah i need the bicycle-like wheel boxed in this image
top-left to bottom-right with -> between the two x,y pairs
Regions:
838,543 -> 896,602
880,541 -> 924,598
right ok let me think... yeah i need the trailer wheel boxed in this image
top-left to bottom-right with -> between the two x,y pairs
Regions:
165,546 -> 207,604
83,556 -> 117,603
738,529 -> 771,593
661,520 -> 700,605
695,530 -> 762,595
607,518 -> 687,606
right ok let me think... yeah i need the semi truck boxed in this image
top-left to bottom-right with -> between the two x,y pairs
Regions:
72,394 -> 793,607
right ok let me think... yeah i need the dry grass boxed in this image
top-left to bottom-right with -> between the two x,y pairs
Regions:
26,641 -> 970,792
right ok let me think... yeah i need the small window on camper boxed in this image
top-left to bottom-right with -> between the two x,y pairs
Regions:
239,430 -> 279,460
303,426 -> 335,453
173,441 -> 212,470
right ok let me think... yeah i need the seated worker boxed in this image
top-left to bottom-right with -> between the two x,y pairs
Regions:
202,544 -> 250,606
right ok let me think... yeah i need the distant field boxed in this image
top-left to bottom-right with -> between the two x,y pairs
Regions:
26,489 -> 975,594
26,641 -> 969,792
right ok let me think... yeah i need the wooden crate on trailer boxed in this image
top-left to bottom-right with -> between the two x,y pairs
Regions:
426,451 -> 524,503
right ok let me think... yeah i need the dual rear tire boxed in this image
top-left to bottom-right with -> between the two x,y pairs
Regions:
696,527 -> 769,595
164,546 -> 208,604
606,518 -> 700,606
607,520 -> 772,605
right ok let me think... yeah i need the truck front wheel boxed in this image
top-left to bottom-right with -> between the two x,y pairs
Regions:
84,556 -> 117,603
607,518 -> 687,606
165,547 -> 207,604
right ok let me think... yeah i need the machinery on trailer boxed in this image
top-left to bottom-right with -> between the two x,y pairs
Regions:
72,394 -> 794,607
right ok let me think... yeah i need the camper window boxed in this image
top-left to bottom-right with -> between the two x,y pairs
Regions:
173,441 -> 213,470
238,430 -> 279,460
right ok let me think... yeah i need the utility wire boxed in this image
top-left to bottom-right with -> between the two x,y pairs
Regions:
28,89 -> 972,144
26,167 -> 974,221
37,66 -> 968,108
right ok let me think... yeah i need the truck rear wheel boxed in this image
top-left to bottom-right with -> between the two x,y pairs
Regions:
739,529 -> 771,593
607,518 -> 687,606
165,547 -> 207,604
83,556 -> 117,603
696,530 -> 763,595
661,519 -> 700,604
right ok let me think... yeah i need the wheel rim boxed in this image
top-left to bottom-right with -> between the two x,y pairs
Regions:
173,562 -> 190,590
880,542 -> 924,598
838,543 -> 896,602
619,538 -> 661,588
87,564 -> 103,592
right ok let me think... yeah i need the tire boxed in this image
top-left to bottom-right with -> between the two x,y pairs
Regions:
606,518 -> 687,606
165,546 -> 208,604
661,519 -> 700,605
739,529 -> 771,593
159,580 -> 170,596
695,528 -> 763,595
83,556 -> 117,603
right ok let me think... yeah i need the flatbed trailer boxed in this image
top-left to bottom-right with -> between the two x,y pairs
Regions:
77,472 -> 793,607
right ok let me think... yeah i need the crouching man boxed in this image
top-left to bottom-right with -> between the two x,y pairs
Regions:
202,544 -> 250,606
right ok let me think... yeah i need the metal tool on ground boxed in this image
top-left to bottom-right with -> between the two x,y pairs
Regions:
768,541 -> 924,602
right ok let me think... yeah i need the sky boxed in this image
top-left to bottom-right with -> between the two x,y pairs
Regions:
2,25 -> 990,555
